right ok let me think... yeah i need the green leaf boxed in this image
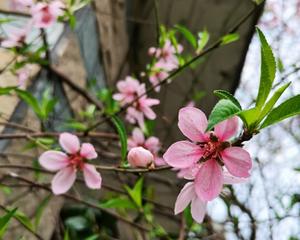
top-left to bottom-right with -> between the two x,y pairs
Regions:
239,107 -> 260,130
0,208 -> 17,237
256,28 -> 276,108
213,90 -> 242,109
0,87 -> 16,95
14,210 -> 34,232
63,229 -> 70,240
206,99 -> 241,131
257,82 -> 290,122
40,89 -> 57,119
15,89 -> 42,119
253,0 -> 265,5
34,195 -> 51,230
124,178 -> 143,208
99,197 -> 136,209
64,121 -> 87,131
221,33 -> 239,45
197,30 -> 210,53
175,24 -> 197,48
260,95 -> 300,129
111,116 -> 127,163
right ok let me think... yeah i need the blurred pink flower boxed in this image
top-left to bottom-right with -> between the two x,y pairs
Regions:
125,84 -> 160,129
175,173 -> 247,223
149,68 -> 169,92
163,107 -> 252,201
39,133 -> 102,195
10,0 -> 32,11
1,24 -> 31,48
113,76 -> 141,106
31,0 -> 65,28
128,128 -> 164,166
127,147 -> 154,168
16,66 -> 31,89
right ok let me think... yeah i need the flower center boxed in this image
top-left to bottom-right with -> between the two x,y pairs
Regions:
41,6 -> 52,24
68,154 -> 85,170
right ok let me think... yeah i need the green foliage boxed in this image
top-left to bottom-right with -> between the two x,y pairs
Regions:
213,90 -> 242,109
175,25 -> 197,48
14,210 -> 34,232
124,178 -> 144,208
0,87 -> 16,95
97,88 -> 120,115
111,116 -> 127,164
197,30 -> 210,53
206,99 -> 241,131
253,0 -> 265,5
0,208 -> 17,238
260,95 -> 300,129
34,195 -> 52,230
255,28 -> 276,109
99,197 -> 136,209
221,33 -> 240,45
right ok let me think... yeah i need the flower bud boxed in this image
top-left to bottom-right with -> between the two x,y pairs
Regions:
128,147 -> 154,168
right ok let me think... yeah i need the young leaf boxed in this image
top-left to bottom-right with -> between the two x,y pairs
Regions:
99,197 -> 136,209
175,24 -> 197,48
206,99 -> 241,131
15,89 -> 42,119
221,33 -> 239,45
111,116 -> 127,163
124,178 -> 144,208
14,210 -> 34,232
197,30 -> 210,53
0,208 -> 17,237
260,95 -> 300,129
238,107 -> 260,130
257,82 -> 290,122
0,87 -> 16,95
255,28 -> 276,108
34,195 -> 51,229
213,90 -> 242,109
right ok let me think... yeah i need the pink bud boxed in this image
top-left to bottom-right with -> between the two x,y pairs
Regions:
127,147 -> 154,168
148,47 -> 157,56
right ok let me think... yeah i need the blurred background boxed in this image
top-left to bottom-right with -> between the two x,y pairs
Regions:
0,0 -> 299,239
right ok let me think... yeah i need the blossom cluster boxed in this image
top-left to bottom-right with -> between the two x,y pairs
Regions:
1,0 -> 65,87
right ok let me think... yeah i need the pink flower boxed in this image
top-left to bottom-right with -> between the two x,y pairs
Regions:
31,1 -> 65,29
1,24 -> 31,48
125,84 -> 160,129
175,173 -> 247,223
39,133 -> 102,195
10,0 -> 33,11
16,66 -> 31,89
113,76 -> 141,106
128,128 -> 164,165
128,147 -> 154,168
163,107 -> 252,201
149,68 -> 169,92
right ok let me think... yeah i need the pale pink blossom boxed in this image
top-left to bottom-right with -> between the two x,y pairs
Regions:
128,128 -> 164,165
16,66 -> 31,89
125,84 -> 160,129
31,1 -> 65,29
127,147 -> 154,168
113,76 -> 141,106
10,0 -> 33,11
175,173 -> 247,223
149,68 -> 169,92
39,133 -> 102,195
1,24 -> 31,48
163,107 -> 252,201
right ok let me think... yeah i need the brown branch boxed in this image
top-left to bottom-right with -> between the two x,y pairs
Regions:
0,121 -> 37,133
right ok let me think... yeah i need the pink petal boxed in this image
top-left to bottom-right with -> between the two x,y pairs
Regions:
177,164 -> 200,180
174,182 -> 195,215
178,107 -> 208,142
223,170 -> 248,184
83,164 -> 102,189
51,166 -> 76,195
163,141 -> 203,169
145,137 -> 160,153
191,197 -> 207,223
132,128 -> 145,145
59,132 -> 80,154
221,147 -> 252,178
127,147 -> 154,168
39,150 -> 69,171
214,116 -> 239,141
80,143 -> 98,160
194,160 -> 223,201
154,157 -> 166,166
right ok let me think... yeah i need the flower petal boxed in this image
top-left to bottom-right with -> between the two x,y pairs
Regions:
51,166 -> 76,195
191,197 -> 207,223
178,107 -> 208,142
83,164 -> 102,189
223,170 -> 248,184
127,147 -> 154,168
145,136 -> 160,153
163,141 -> 203,169
132,128 -> 145,145
174,182 -> 195,215
221,147 -> 252,178
214,116 -> 239,141
194,160 -> 223,201
39,150 -> 69,171
80,143 -> 98,160
59,132 -> 80,154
